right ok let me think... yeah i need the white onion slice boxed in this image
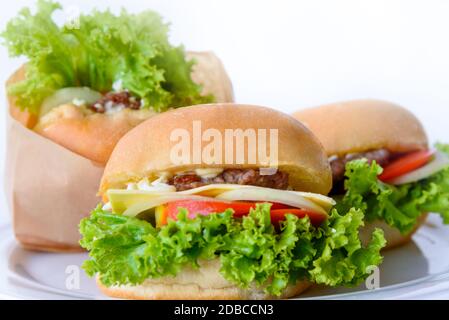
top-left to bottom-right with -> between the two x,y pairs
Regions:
287,190 -> 335,211
389,151 -> 449,185
179,184 -> 335,210
40,87 -> 102,116
215,187 -> 327,215
179,184 -> 254,197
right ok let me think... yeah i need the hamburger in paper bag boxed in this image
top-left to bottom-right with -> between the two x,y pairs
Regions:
2,0 -> 233,251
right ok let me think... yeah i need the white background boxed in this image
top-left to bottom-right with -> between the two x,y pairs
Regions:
1,0 -> 449,224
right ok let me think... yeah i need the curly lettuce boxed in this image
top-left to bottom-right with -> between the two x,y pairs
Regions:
80,203 -> 385,296
336,144 -> 449,234
1,0 -> 213,114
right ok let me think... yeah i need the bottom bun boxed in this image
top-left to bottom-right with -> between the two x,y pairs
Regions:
97,259 -> 310,300
34,105 -> 155,165
360,213 -> 428,250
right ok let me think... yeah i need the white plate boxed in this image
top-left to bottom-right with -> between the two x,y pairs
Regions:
1,215 -> 449,300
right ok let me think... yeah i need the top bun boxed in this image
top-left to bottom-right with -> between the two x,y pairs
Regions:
100,104 -> 332,195
186,51 -> 234,103
293,99 -> 428,157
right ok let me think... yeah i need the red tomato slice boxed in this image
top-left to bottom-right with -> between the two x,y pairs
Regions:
379,150 -> 434,182
160,200 -> 326,227
164,200 -> 290,220
270,209 -> 327,227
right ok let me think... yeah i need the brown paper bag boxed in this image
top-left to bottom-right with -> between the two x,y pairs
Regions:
4,51 -> 233,252
5,113 -> 104,251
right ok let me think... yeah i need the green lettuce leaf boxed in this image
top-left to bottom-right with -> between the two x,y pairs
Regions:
336,144 -> 449,234
1,0 -> 213,114
80,203 -> 385,296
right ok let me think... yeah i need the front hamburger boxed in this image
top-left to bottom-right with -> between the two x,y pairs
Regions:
80,104 -> 386,300
294,100 -> 449,249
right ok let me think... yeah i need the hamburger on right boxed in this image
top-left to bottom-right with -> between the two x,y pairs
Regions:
294,99 -> 449,249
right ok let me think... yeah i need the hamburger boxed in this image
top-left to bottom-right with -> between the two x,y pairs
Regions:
79,104 -> 386,300
294,100 -> 449,249
2,1 -> 233,165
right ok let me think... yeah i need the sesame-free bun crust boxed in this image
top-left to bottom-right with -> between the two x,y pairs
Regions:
7,52 -> 234,165
100,104 -> 332,196
96,259 -> 310,300
360,214 -> 428,250
187,51 -> 234,103
35,105 -> 154,165
293,100 -> 428,156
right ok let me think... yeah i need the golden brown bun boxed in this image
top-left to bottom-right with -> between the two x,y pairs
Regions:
187,51 -> 234,103
97,259 -> 310,300
7,52 -> 234,165
360,214 -> 428,250
100,104 -> 332,196
293,99 -> 428,156
35,105 -> 154,165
